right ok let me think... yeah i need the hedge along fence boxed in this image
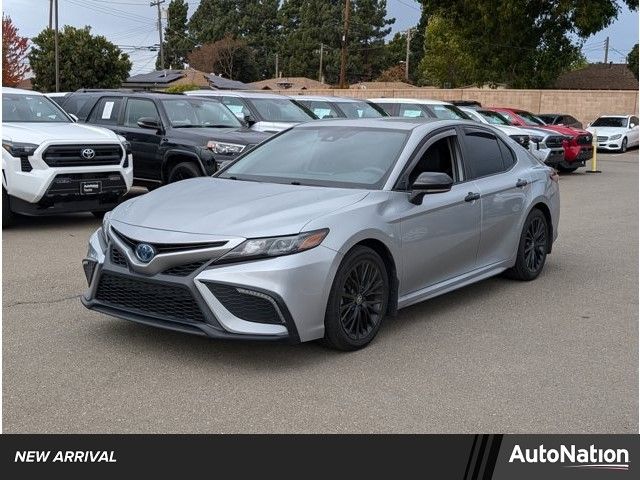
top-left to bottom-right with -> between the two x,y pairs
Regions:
272,88 -> 639,125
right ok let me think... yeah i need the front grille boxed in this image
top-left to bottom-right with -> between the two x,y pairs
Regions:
163,260 -> 208,276
21,157 -> 32,172
206,283 -> 283,325
45,172 -> 126,196
597,136 -> 608,142
545,135 -> 564,148
43,144 -> 123,167
577,134 -> 592,145
112,229 -> 227,254
95,272 -> 205,323
110,247 -> 127,266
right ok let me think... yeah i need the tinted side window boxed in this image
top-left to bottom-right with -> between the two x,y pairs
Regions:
463,131 -> 505,179
88,97 -> 123,125
631,116 -> 638,125
498,139 -> 516,169
124,98 -> 159,127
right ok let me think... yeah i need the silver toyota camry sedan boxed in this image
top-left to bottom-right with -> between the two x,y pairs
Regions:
82,118 -> 560,350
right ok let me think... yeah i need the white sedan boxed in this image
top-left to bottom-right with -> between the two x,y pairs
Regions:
587,115 -> 639,152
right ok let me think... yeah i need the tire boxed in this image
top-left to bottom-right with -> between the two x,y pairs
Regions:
504,209 -> 549,281
323,246 -> 389,351
620,137 -> 628,153
556,164 -> 578,173
167,162 -> 201,184
2,186 -> 16,228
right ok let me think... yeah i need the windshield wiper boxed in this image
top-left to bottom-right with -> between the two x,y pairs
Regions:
173,124 -> 235,128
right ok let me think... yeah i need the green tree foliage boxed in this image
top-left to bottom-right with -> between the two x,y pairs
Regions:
158,0 -> 192,69
29,26 -> 131,92
627,44 -> 638,79
188,0 -> 279,79
418,0 -> 639,88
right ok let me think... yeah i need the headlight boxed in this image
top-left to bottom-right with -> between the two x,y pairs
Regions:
117,135 -> 131,155
2,140 -> 39,157
207,141 -> 245,155
609,134 -> 622,140
101,211 -> 113,243
509,134 -> 530,148
220,229 -> 329,262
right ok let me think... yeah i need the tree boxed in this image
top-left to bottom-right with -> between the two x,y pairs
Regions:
187,35 -> 257,82
376,64 -> 406,82
158,0 -> 192,69
419,0 -> 639,88
627,44 -> 638,79
2,14 -> 29,87
29,26 -> 131,92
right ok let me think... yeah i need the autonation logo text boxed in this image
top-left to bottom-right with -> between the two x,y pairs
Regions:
509,444 -> 630,471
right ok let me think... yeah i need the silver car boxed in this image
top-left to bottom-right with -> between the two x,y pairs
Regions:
82,118 -> 560,350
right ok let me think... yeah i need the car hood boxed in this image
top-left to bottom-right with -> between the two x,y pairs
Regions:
2,122 -> 119,143
586,126 -> 626,137
250,121 -> 299,133
172,127 -> 271,145
112,177 -> 369,237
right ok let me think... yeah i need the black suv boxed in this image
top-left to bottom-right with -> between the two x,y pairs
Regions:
57,91 -> 270,188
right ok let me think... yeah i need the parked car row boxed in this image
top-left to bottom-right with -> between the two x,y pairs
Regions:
3,86 -> 636,228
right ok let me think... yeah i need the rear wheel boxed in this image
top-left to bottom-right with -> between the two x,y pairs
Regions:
323,246 -> 389,351
2,186 -> 16,228
504,209 -> 549,281
167,162 -> 201,184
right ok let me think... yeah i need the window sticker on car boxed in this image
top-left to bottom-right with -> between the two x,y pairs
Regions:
102,101 -> 115,119
402,109 -> 423,118
313,108 -> 332,118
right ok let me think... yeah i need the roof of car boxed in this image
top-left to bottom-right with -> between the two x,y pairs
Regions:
185,90 -> 289,99
368,97 -> 452,105
294,117 -> 460,131
596,114 -> 632,118
291,95 -> 366,103
67,90 -> 219,101
2,87 -> 42,95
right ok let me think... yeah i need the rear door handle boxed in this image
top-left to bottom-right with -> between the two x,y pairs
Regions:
464,192 -> 480,202
516,179 -> 529,188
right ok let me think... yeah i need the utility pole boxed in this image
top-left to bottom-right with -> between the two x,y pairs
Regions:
339,0 -> 350,89
151,0 -> 165,70
54,0 -> 59,92
318,43 -> 324,83
604,36 -> 609,64
275,53 -> 279,78
49,0 -> 53,29
404,28 -> 413,81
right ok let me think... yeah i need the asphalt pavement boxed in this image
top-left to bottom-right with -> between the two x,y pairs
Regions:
2,151 -> 638,433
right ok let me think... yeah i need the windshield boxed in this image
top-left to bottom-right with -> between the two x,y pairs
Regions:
478,110 -> 510,125
338,101 -> 385,118
161,98 -> 241,128
428,104 -> 470,120
537,114 -> 557,124
249,98 -> 316,122
219,126 -> 409,189
2,93 -> 70,123
299,100 -> 340,119
592,117 -> 628,128
517,111 -> 545,126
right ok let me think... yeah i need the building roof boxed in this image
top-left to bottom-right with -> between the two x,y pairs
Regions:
122,68 -> 212,89
207,75 -> 249,90
250,77 -> 327,90
350,81 -> 416,90
554,63 -> 638,90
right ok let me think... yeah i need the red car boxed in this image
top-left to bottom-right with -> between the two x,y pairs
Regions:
488,107 -> 593,172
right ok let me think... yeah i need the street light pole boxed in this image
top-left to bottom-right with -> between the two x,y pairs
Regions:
54,0 -> 59,92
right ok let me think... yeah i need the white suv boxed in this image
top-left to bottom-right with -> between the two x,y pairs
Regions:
2,87 -> 133,227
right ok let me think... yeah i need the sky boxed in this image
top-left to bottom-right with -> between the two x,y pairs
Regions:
3,0 -> 639,76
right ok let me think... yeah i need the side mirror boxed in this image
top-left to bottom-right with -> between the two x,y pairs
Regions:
243,114 -> 257,126
137,117 -> 162,130
69,113 -> 78,122
409,172 -> 454,205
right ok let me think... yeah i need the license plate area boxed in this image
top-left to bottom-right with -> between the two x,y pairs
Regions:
81,181 -> 102,195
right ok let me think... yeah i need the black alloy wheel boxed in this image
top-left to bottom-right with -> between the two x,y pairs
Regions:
523,216 -> 547,273
324,246 -> 389,350
339,259 -> 385,341
168,162 -> 201,183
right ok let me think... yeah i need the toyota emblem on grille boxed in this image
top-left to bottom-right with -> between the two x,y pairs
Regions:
81,148 -> 96,159
135,243 -> 156,263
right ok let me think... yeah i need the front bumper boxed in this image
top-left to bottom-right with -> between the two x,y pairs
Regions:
563,144 -> 593,163
596,137 -> 624,150
532,147 -> 565,166
81,229 -> 340,343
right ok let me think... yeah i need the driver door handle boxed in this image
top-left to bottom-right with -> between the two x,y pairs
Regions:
516,179 -> 529,188
464,192 -> 480,202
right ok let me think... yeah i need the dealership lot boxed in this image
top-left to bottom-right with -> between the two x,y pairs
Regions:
2,151 -> 637,433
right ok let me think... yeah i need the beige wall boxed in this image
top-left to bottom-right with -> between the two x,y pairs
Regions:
281,88 -> 639,125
